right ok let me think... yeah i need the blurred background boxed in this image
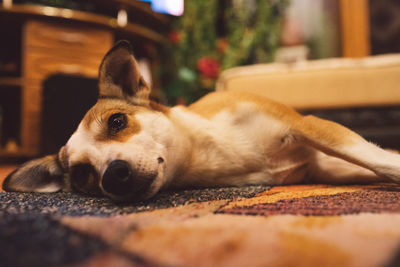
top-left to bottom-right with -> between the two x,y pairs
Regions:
0,0 -> 399,165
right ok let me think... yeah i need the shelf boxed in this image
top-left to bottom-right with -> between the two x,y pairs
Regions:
0,4 -> 166,44
0,149 -> 35,158
97,0 -> 169,24
0,149 -> 35,164
0,77 -> 23,87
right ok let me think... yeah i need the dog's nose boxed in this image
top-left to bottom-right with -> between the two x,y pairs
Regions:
102,160 -> 158,199
102,160 -> 133,196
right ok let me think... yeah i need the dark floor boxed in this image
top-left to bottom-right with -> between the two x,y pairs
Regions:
0,185 -> 269,267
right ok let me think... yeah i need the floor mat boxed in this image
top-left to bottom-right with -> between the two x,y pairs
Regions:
1,184 -> 400,267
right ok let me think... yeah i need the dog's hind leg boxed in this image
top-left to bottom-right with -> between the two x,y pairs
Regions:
308,151 -> 387,184
293,115 -> 400,184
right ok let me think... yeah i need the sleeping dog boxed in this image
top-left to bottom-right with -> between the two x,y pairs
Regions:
3,41 -> 400,202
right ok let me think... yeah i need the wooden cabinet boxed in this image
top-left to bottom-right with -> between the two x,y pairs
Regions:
0,3 -> 165,158
21,20 -> 113,154
24,21 -> 113,54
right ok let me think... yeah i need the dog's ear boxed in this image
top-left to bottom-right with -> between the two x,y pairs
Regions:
98,40 -> 150,106
2,155 -> 65,193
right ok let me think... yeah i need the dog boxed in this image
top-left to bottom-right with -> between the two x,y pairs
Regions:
3,40 -> 400,202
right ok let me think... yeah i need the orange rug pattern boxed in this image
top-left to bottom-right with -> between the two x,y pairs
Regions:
57,184 -> 400,267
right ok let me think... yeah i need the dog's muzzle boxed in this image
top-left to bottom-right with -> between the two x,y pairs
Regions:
101,160 -> 156,197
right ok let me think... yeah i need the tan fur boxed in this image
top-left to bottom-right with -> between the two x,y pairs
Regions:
295,115 -> 358,147
189,91 -> 302,121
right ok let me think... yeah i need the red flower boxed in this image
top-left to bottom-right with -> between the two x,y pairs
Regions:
197,57 -> 220,79
167,31 -> 181,44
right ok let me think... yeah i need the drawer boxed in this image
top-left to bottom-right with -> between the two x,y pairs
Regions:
24,20 -> 112,55
24,48 -> 102,80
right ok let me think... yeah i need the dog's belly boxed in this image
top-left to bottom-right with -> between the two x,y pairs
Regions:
172,144 -> 314,188
211,102 -> 315,185
216,143 -> 315,187
171,103 -> 315,188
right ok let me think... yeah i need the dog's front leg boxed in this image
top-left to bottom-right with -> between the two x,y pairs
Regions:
294,115 -> 400,183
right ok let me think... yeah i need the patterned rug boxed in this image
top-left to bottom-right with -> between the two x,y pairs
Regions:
1,183 -> 400,267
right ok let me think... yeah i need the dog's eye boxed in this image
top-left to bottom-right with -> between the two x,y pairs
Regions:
108,113 -> 127,134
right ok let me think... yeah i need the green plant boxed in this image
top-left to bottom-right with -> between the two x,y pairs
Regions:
162,0 -> 289,105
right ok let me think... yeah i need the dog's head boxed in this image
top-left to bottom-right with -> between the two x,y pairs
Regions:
2,41 -> 177,201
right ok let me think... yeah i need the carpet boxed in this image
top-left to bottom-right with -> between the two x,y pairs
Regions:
1,183 -> 400,267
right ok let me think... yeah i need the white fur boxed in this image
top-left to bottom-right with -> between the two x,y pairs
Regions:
335,141 -> 400,182
35,184 -> 63,193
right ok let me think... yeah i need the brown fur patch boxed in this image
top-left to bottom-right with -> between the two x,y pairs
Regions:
296,115 -> 358,146
188,91 -> 302,122
81,99 -> 169,143
82,99 -> 143,143
150,100 -> 170,114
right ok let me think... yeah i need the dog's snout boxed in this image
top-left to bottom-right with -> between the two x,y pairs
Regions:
102,160 -> 133,196
102,159 -> 158,199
